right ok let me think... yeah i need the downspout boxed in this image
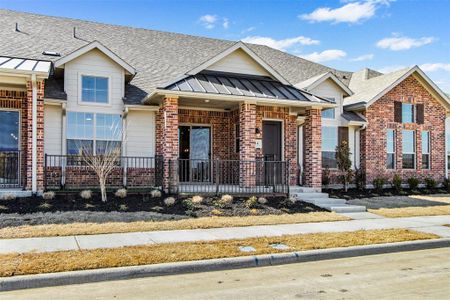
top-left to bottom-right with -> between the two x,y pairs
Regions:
31,74 -> 38,194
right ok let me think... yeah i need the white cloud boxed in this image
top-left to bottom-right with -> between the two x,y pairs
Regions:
241,36 -> 320,51
350,54 -> 374,61
376,35 -> 435,51
377,65 -> 406,73
420,63 -> 450,72
300,50 -> 347,62
241,26 -> 256,34
222,18 -> 229,29
300,0 -> 392,24
199,14 -> 218,29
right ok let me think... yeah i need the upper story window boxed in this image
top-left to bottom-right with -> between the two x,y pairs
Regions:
322,126 -> 338,169
402,103 -> 414,123
386,129 -> 395,169
321,108 -> 335,119
81,75 -> 109,104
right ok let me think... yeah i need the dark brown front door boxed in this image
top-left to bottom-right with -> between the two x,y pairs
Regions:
262,121 -> 282,161
262,121 -> 282,185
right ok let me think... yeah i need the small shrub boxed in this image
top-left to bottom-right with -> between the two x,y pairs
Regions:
215,194 -> 233,208
392,174 -> 402,193
0,193 -> 16,201
115,188 -> 127,199
220,194 -> 233,205
257,197 -> 268,205
38,202 -> 52,210
372,177 -> 386,193
0,205 -> 8,211
211,209 -> 223,216
42,191 -> 56,201
425,177 -> 437,190
191,195 -> 204,205
80,190 -> 92,200
245,196 -> 258,209
250,208 -> 259,215
407,177 -> 420,190
354,168 -> 366,191
182,198 -> 195,210
119,204 -> 128,211
163,197 -> 176,206
150,189 -> 162,198
85,203 -> 96,209
443,178 -> 450,191
280,197 -> 295,208
322,168 -> 331,186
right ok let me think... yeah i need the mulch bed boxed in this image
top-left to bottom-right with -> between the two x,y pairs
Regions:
324,187 -> 450,200
0,193 -> 325,217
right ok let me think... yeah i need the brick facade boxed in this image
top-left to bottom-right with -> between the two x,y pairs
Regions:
361,75 -> 446,184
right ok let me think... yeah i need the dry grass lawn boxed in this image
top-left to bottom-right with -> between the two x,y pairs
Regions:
0,229 -> 436,277
0,212 -> 349,239
369,206 -> 450,218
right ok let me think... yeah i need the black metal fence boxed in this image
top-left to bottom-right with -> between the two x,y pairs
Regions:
0,150 -> 22,189
170,159 -> 289,195
44,155 -> 163,190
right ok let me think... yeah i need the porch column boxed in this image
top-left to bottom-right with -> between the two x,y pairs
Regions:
303,108 -> 322,188
285,113 -> 298,185
239,101 -> 256,187
26,79 -> 45,193
157,95 -> 179,192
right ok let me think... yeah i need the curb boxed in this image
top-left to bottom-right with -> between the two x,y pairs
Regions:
1,238 -> 450,292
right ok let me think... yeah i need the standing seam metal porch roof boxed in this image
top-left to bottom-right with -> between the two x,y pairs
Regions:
164,72 -> 331,103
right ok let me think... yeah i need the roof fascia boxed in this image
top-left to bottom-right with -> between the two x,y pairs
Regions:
54,41 -> 136,75
186,41 -> 290,85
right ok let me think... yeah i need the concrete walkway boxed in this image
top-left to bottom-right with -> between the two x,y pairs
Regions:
1,214 -> 450,254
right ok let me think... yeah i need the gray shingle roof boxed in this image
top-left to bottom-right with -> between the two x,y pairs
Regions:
0,9 -> 351,105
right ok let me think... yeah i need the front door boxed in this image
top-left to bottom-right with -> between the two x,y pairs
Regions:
179,126 -> 211,182
262,121 -> 282,185
0,111 -> 20,187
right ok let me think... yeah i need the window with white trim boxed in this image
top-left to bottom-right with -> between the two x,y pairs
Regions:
67,112 -> 121,155
422,131 -> 430,169
321,108 -> 335,119
81,75 -> 109,104
322,126 -> 338,168
386,129 -> 395,169
402,103 -> 415,123
402,130 -> 415,169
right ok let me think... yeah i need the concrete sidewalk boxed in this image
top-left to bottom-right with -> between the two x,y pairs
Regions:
1,214 -> 450,254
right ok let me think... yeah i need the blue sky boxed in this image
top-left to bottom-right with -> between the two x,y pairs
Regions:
1,0 -> 450,91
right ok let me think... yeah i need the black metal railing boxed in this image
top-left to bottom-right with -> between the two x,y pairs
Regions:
0,150 -> 22,189
44,154 -> 163,190
170,159 -> 289,195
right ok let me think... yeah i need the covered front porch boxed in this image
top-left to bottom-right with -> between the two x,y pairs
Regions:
151,71 -> 330,194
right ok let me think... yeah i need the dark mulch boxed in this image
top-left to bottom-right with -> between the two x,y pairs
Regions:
0,192 -> 325,217
324,187 -> 450,200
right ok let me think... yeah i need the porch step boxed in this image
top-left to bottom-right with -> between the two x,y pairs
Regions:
290,187 -> 366,213
0,190 -> 32,198
320,204 -> 367,213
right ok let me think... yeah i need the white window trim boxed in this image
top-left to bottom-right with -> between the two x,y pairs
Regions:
422,131 -> 430,170
66,111 -> 123,155
78,72 -> 112,107
386,129 -> 395,169
402,129 -> 416,170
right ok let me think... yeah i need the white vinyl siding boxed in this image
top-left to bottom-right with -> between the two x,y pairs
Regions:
126,110 -> 156,157
206,49 -> 271,76
44,105 -> 62,155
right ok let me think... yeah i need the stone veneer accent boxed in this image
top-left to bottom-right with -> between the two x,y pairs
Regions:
361,75 -> 446,184
303,108 -> 322,188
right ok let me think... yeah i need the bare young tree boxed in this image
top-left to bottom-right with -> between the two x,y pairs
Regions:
77,119 -> 124,202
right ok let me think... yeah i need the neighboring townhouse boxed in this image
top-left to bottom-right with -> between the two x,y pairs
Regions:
0,10 -> 449,196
